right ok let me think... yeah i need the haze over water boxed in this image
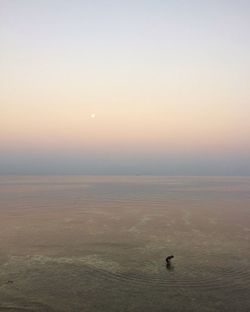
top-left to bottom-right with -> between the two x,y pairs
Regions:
0,176 -> 250,311
1,0 -> 250,175
1,1 -> 250,311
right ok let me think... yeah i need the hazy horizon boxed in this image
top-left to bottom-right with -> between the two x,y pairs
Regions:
1,0 -> 250,175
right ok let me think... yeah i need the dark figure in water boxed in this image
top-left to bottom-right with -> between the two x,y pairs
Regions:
166,255 -> 174,263
166,255 -> 174,271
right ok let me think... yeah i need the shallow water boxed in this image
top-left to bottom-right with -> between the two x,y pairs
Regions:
0,176 -> 249,311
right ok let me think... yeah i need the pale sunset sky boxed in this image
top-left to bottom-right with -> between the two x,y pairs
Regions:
1,0 -> 250,174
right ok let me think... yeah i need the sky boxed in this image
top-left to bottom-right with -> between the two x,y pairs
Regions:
1,0 -> 250,175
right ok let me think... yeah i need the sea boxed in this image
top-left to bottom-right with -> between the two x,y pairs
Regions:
0,176 -> 249,311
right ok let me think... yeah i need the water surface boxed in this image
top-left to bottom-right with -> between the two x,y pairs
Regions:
0,176 -> 249,311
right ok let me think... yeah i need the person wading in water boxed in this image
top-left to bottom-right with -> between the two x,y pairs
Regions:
166,255 -> 174,270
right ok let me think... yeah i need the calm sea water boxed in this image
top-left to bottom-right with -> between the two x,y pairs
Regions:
0,176 -> 249,311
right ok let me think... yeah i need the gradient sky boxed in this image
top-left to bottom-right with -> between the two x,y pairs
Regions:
1,0 -> 250,175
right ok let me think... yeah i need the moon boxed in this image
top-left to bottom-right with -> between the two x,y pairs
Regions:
90,113 -> 96,119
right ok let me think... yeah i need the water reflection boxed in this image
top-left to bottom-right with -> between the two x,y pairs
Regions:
0,176 -> 249,312
166,262 -> 175,271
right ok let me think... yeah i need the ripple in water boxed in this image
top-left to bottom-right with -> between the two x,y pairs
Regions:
27,254 -> 250,291
4,252 -> 250,293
